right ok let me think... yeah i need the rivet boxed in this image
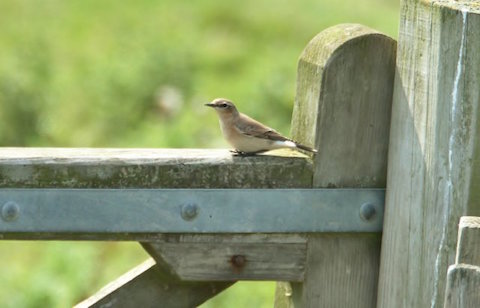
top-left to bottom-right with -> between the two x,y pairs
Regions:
181,203 -> 198,221
230,255 -> 247,271
359,203 -> 376,221
1,201 -> 20,222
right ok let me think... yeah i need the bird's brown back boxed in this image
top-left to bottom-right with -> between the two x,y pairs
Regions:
235,113 -> 290,142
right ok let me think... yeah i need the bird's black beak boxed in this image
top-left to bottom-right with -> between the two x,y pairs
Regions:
204,103 -> 216,108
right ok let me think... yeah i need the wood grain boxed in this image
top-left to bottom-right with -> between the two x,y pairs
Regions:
144,234 -> 307,281
0,148 -> 312,188
292,24 -> 395,188
444,264 -> 480,308
377,3 -> 480,307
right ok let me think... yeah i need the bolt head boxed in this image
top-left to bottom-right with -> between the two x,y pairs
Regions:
231,255 -> 246,268
181,203 -> 198,221
360,203 -> 376,221
2,201 -> 20,222
230,255 -> 247,273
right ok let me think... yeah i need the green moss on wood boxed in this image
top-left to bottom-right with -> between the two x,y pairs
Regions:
0,148 -> 313,188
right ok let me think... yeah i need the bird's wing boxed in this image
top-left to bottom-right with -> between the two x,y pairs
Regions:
235,113 -> 290,141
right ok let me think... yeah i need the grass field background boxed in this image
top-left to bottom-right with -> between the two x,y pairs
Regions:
0,1 -> 399,306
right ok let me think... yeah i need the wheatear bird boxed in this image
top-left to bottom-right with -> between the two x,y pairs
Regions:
205,98 -> 317,156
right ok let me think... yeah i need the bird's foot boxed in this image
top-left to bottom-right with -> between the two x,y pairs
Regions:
230,149 -> 253,156
230,149 -> 268,157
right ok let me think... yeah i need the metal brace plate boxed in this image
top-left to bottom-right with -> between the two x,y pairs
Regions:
0,189 -> 384,235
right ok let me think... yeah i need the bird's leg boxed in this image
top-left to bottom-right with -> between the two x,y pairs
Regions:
230,149 -> 268,157
230,149 -> 250,156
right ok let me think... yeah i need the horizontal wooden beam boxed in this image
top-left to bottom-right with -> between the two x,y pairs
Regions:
144,234 -> 307,281
0,148 -> 312,188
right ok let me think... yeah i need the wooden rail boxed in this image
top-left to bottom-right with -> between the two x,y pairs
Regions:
0,148 -> 313,307
0,148 -> 311,188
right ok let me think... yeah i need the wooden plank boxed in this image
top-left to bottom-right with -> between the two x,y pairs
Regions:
74,258 -> 233,308
275,23 -> 396,307
444,264 -> 480,308
0,148 -> 312,188
377,3 -> 480,307
455,216 -> 480,266
143,234 -> 307,281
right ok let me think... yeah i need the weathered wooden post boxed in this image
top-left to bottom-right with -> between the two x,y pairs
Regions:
444,216 -> 480,307
377,2 -> 480,307
275,24 -> 396,307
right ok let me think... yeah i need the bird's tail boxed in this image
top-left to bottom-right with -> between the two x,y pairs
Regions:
295,142 -> 317,153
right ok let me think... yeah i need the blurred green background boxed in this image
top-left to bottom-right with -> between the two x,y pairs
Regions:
0,0 -> 399,307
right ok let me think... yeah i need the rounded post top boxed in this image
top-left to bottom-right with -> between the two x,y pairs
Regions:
292,23 -> 396,188
299,23 -> 395,66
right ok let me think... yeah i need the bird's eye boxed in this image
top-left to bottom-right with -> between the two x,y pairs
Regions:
221,103 -> 228,108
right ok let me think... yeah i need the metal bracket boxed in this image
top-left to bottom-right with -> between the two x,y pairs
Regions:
0,189 -> 384,237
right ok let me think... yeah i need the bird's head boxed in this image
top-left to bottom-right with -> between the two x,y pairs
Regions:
205,98 -> 238,117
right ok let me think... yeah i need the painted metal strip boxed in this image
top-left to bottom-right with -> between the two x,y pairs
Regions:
0,189 -> 384,235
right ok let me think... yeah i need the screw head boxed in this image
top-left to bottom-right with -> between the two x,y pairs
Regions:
1,201 -> 20,222
230,255 -> 247,273
181,203 -> 198,221
359,203 -> 376,221
231,255 -> 246,268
